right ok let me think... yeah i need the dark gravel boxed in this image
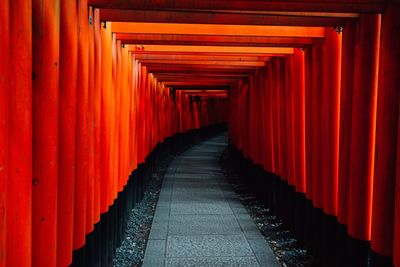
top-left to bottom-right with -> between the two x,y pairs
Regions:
219,148 -> 313,267
113,155 -> 173,267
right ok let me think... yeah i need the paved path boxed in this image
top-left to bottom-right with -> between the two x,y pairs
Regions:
143,133 -> 280,267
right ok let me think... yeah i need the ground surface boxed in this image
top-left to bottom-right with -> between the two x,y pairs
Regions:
142,133 -> 280,267
115,132 -> 311,267
219,149 -> 313,267
113,155 -> 173,267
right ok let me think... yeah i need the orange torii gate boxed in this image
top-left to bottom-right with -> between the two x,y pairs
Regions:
1,0 -> 400,266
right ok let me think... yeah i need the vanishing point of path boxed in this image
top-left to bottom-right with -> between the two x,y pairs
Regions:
143,133 -> 281,267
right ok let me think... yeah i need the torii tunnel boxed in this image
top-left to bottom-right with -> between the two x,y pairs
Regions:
1,0 -> 400,266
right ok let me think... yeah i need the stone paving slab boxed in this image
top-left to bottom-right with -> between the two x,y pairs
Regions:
166,256 -> 260,267
143,134 -> 280,267
143,239 -> 166,266
168,214 -> 241,236
166,235 -> 253,258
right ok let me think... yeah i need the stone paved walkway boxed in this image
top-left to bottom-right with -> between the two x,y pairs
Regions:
143,133 -> 280,267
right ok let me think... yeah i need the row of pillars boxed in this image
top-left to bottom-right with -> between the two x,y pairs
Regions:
228,8 -> 400,267
0,0 -> 228,266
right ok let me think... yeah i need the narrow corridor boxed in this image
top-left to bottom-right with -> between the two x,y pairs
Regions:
2,1 -> 400,266
143,134 -> 279,266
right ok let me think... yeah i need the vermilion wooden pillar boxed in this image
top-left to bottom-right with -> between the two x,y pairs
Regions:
100,22 -> 112,214
321,28 -> 341,216
271,59 -> 281,174
395,114 -> 400,267
277,58 -> 288,181
311,39 -> 324,209
348,14 -> 381,241
293,49 -> 306,193
58,0 -> 77,265
128,53 -> 135,174
93,8 -> 102,224
32,0 -> 60,265
118,44 -> 126,191
338,20 -> 357,226
285,55 -> 296,186
265,65 -> 273,172
0,2 -> 8,264
7,0 -> 32,266
0,1 -> 9,265
120,43 -> 127,188
123,47 -> 130,185
243,81 -> 250,157
304,46 -> 313,200
133,62 -> 141,164
248,74 -> 256,161
138,66 -> 147,163
248,73 -> 255,161
122,51 -> 128,181
110,35 -> 117,203
265,65 -> 275,172
74,0 -> 89,249
371,0 -> 400,258
256,72 -> 263,165
258,70 -> 265,167
131,59 -> 139,171
87,6 -> 95,234
137,66 -> 144,163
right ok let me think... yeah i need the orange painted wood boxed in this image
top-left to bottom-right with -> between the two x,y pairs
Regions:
258,70 -> 267,166
278,58 -> 288,181
284,55 -> 296,185
338,20 -> 356,226
348,14 -> 381,241
271,59 -> 282,174
135,54 -> 271,61
140,60 -> 267,66
120,47 -> 130,188
133,51 -> 288,58
32,0 -> 60,265
118,33 -> 314,47
161,79 -> 237,84
58,0 -> 77,264
394,110 -> 400,267
247,74 -> 256,160
89,0 -> 385,13
147,66 -> 258,72
0,1 -> 9,265
110,34 -> 118,203
7,0 -> 32,265
101,9 -> 346,26
74,0 -> 89,249
93,8 -> 102,224
113,23 -> 325,38
100,22 -> 112,214
265,64 -> 275,172
87,6 -> 95,234
311,39 -> 324,209
304,46 -> 313,200
293,49 -> 306,193
117,43 -> 124,191
371,1 -> 400,257
115,40 -> 124,192
131,59 -> 139,171
321,28 -> 341,216
127,45 -> 294,55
